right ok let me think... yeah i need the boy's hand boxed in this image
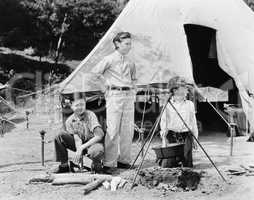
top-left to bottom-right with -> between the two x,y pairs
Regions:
193,140 -> 198,150
74,146 -> 84,164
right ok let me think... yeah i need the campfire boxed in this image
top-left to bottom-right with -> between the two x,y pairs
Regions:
137,166 -> 202,191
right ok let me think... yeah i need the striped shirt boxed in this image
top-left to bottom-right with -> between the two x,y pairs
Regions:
65,110 -> 103,142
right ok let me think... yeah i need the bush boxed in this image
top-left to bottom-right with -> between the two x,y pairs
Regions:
0,0 -> 123,60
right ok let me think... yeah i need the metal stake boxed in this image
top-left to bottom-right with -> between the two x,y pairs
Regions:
40,130 -> 46,166
25,111 -> 30,129
0,119 -> 4,137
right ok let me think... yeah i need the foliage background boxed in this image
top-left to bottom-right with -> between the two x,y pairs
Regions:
0,0 -> 253,61
0,0 -> 252,93
0,0 -> 126,60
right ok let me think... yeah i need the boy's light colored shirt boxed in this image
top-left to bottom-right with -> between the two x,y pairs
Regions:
160,99 -> 198,138
92,51 -> 136,88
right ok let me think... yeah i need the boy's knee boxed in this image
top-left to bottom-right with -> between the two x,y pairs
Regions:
87,143 -> 104,160
54,131 -> 67,141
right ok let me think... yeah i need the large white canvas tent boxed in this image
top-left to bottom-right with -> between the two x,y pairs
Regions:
60,0 -> 254,130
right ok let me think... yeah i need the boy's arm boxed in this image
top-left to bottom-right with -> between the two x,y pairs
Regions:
160,104 -> 169,147
190,102 -> 199,139
73,126 -> 104,163
160,104 -> 168,137
80,127 -> 104,150
92,57 -> 110,93
78,112 -> 104,151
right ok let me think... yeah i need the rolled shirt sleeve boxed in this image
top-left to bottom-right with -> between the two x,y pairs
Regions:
92,57 -> 112,93
65,115 -> 75,135
92,57 -> 110,75
87,111 -> 104,138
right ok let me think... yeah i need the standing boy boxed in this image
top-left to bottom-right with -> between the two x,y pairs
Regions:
92,32 -> 137,172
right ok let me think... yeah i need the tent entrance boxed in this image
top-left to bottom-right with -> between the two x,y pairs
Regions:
184,24 -> 238,133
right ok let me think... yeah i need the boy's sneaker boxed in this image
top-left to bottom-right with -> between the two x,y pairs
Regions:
101,166 -> 117,175
117,162 -> 131,169
51,163 -> 70,173
91,161 -> 103,174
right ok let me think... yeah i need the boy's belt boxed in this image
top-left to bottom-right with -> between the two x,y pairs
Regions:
110,86 -> 132,91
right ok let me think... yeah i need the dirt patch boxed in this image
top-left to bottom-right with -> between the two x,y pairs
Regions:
1,111 -> 254,200
136,167 -> 201,191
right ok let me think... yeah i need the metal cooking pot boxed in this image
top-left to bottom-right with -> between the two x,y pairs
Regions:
152,143 -> 184,159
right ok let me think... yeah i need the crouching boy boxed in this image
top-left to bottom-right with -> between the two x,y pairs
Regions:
53,99 -> 104,173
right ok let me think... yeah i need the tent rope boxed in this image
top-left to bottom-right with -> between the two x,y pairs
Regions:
193,84 -> 231,127
0,116 -> 17,126
17,84 -> 58,99
11,87 -> 32,93
0,96 -> 21,114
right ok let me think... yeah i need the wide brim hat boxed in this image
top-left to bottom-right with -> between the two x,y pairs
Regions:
167,76 -> 193,93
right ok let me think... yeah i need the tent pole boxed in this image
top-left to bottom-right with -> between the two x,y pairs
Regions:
193,85 -> 231,127
227,110 -> 236,156
193,85 -> 237,156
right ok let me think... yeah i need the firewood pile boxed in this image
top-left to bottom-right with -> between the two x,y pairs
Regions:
137,166 -> 202,191
28,166 -> 205,194
226,165 -> 254,176
29,173 -> 128,195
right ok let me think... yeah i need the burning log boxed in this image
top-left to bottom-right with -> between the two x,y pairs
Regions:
226,165 -> 254,176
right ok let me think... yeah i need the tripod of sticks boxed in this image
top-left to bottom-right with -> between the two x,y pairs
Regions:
130,92 -> 228,189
